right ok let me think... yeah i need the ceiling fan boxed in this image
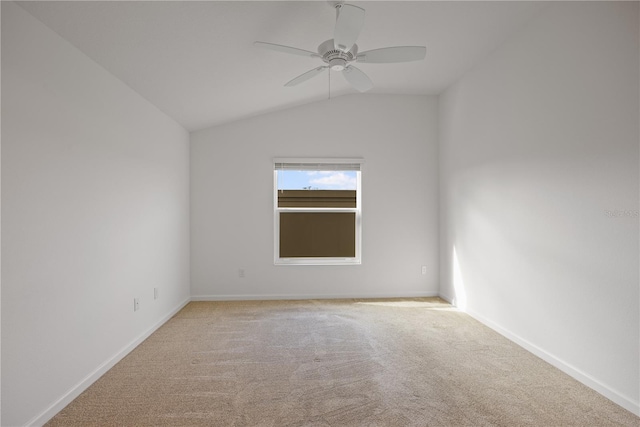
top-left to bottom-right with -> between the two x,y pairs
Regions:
254,1 -> 426,93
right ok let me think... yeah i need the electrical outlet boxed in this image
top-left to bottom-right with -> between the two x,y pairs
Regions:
421,266 -> 427,275
154,288 -> 159,300
133,298 -> 140,312
239,268 -> 245,278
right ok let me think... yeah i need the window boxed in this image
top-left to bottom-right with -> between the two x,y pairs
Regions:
274,158 -> 362,265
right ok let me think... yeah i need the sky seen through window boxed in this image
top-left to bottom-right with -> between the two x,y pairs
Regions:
277,170 -> 357,190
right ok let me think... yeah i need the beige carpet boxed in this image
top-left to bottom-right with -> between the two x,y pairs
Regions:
47,298 -> 639,426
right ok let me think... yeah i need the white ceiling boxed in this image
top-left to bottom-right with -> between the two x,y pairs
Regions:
18,1 -> 547,132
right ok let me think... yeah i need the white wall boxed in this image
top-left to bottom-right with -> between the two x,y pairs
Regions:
1,3 -> 190,425
0,1 -> 3,423
191,94 -> 438,300
439,1 -> 639,415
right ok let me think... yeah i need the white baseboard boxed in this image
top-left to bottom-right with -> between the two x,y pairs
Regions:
27,297 -> 191,427
462,305 -> 640,417
438,292 -> 454,305
191,291 -> 439,301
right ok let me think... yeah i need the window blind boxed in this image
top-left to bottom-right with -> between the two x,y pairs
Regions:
274,158 -> 363,171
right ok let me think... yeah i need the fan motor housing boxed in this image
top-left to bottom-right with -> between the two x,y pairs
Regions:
318,39 -> 357,71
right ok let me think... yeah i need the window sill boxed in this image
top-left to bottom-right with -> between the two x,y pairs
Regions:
275,258 -> 361,266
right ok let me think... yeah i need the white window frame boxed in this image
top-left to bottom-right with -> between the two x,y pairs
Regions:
274,157 -> 363,266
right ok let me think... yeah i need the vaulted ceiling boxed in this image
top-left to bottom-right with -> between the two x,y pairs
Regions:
18,1 -> 547,131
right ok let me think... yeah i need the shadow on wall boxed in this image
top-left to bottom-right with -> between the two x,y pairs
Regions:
453,246 -> 468,311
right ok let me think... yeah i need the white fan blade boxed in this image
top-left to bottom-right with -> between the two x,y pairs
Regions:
342,65 -> 373,92
285,66 -> 328,87
334,4 -> 365,52
357,46 -> 426,63
254,41 -> 319,58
